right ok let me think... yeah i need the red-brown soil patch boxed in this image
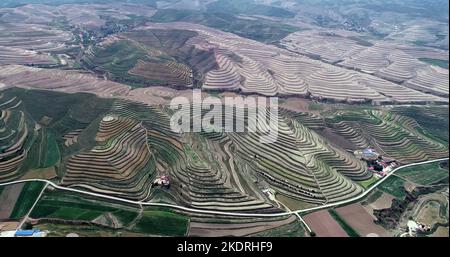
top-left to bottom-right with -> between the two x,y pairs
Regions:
336,203 -> 389,237
188,216 -> 296,237
303,210 -> 348,237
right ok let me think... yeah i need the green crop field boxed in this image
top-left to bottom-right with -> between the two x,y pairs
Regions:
328,209 -> 360,237
41,131 -> 61,168
395,161 -> 449,185
83,40 -> 150,87
378,176 -> 407,199
149,9 -> 299,43
359,176 -> 379,189
206,0 -> 295,18
31,190 -> 139,224
392,106 -> 449,144
9,181 -> 46,219
132,210 -> 189,236
30,191 -> 188,236
419,58 -> 449,69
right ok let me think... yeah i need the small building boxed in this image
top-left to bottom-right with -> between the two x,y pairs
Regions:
14,229 -> 47,237
153,175 -> 170,188
262,188 -> 277,201
407,220 -> 430,236
15,230 -> 38,237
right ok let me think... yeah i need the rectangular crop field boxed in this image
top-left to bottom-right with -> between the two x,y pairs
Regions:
335,204 -> 389,237
303,210 -> 348,237
378,176 -> 407,199
395,161 -> 449,185
0,183 -> 25,219
9,181 -> 46,219
132,210 -> 189,236
30,190 -> 139,225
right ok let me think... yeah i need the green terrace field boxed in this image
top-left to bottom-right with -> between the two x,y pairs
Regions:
82,30 -> 216,88
149,9 -> 300,43
206,0 -> 295,18
0,88 -> 114,181
320,108 -> 449,164
392,106 -> 449,145
418,58 -> 449,69
39,130 -> 61,168
83,40 -> 151,87
395,161 -> 449,185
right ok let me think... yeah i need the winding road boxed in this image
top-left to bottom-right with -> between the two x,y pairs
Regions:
0,157 -> 448,219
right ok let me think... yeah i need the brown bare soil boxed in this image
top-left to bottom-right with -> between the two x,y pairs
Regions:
430,226 -> 449,237
20,167 -> 58,180
188,216 -> 297,237
0,221 -> 19,231
0,183 -> 24,219
336,203 -> 389,237
317,127 -> 356,151
128,60 -> 193,87
303,210 -> 348,237
369,193 -> 396,210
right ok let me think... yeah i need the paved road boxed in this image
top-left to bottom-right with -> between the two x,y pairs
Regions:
0,157 -> 448,218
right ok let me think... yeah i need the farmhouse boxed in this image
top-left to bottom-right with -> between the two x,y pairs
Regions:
153,175 -> 170,188
355,147 -> 397,176
407,220 -> 431,237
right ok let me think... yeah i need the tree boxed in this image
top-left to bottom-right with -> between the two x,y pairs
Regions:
309,231 -> 316,237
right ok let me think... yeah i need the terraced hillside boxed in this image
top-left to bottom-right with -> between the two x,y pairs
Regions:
321,109 -> 449,164
0,88 -> 448,215
108,100 -> 278,212
137,23 -> 447,104
0,94 -> 37,182
83,30 -> 218,88
63,115 -> 155,200
0,3 -> 156,27
0,23 -> 74,52
391,106 -> 449,144
0,22 -> 76,66
0,46 -> 56,66
0,65 -> 130,97
281,30 -> 449,99
0,88 -> 116,183
138,103 -> 368,207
